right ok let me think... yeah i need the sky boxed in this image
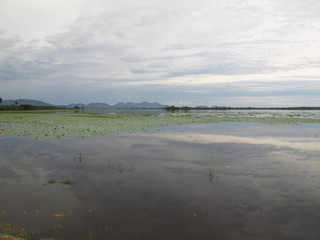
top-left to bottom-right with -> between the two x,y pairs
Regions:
0,0 -> 319,107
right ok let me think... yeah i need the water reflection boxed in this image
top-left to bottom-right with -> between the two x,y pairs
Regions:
1,123 -> 320,239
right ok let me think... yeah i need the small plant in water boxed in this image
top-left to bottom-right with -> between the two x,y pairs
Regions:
207,168 -> 219,182
44,179 -> 74,185
74,153 -> 83,163
88,232 -> 93,240
118,163 -> 124,173
106,160 -> 134,173
61,179 -> 74,185
44,179 -> 56,185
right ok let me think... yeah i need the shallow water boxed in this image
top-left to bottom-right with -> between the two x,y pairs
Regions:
1,123 -> 320,239
78,108 -> 320,119
164,109 -> 320,119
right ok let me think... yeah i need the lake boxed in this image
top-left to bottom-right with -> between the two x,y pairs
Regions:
1,122 -> 320,239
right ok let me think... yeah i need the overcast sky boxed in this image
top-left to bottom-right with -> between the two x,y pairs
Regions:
0,0 -> 319,106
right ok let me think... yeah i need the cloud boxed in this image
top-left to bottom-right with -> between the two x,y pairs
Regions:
0,0 -> 319,106
0,0 -> 79,40
156,132 -> 320,152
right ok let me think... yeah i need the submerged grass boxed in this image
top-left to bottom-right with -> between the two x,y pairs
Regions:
0,111 -> 319,139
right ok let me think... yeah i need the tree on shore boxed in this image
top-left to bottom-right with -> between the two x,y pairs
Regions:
14,100 -> 18,110
0,97 -> 3,105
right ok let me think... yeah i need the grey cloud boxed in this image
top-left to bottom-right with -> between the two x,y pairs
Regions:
1,0 -> 319,106
3,0 -> 312,82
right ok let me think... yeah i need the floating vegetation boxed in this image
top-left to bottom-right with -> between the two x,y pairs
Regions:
0,111 -> 319,139
0,222 -> 30,240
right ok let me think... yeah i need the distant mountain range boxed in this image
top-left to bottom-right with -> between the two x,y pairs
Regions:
2,99 -> 319,110
3,99 -> 54,106
2,99 -> 168,109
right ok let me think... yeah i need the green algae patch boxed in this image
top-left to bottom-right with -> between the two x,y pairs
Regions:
0,112 -> 319,139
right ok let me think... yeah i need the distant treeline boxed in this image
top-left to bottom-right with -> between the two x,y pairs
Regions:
165,106 -> 320,111
0,104 -> 66,111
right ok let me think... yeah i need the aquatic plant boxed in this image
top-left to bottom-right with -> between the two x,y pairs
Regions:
74,153 -> 83,162
61,179 -> 74,185
206,168 -> 219,182
88,232 -> 93,240
0,222 -> 30,239
0,111 -> 319,139
118,163 -> 124,173
44,179 -> 74,185
44,180 -> 56,185
106,160 -> 134,173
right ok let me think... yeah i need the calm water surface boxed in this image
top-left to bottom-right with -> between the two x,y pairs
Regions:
1,123 -> 320,239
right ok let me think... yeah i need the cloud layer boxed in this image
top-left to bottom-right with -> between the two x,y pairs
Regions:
0,0 -> 319,106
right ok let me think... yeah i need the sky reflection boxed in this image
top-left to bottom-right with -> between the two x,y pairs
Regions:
0,123 -> 320,239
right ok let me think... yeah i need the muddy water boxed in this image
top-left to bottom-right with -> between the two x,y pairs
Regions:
1,123 -> 320,240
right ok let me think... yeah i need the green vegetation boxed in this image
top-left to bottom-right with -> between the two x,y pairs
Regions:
0,111 -> 319,139
0,222 -> 30,239
0,97 -> 66,111
206,168 -> 219,182
45,178 -> 74,185
61,179 -> 74,185
45,179 -> 57,185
